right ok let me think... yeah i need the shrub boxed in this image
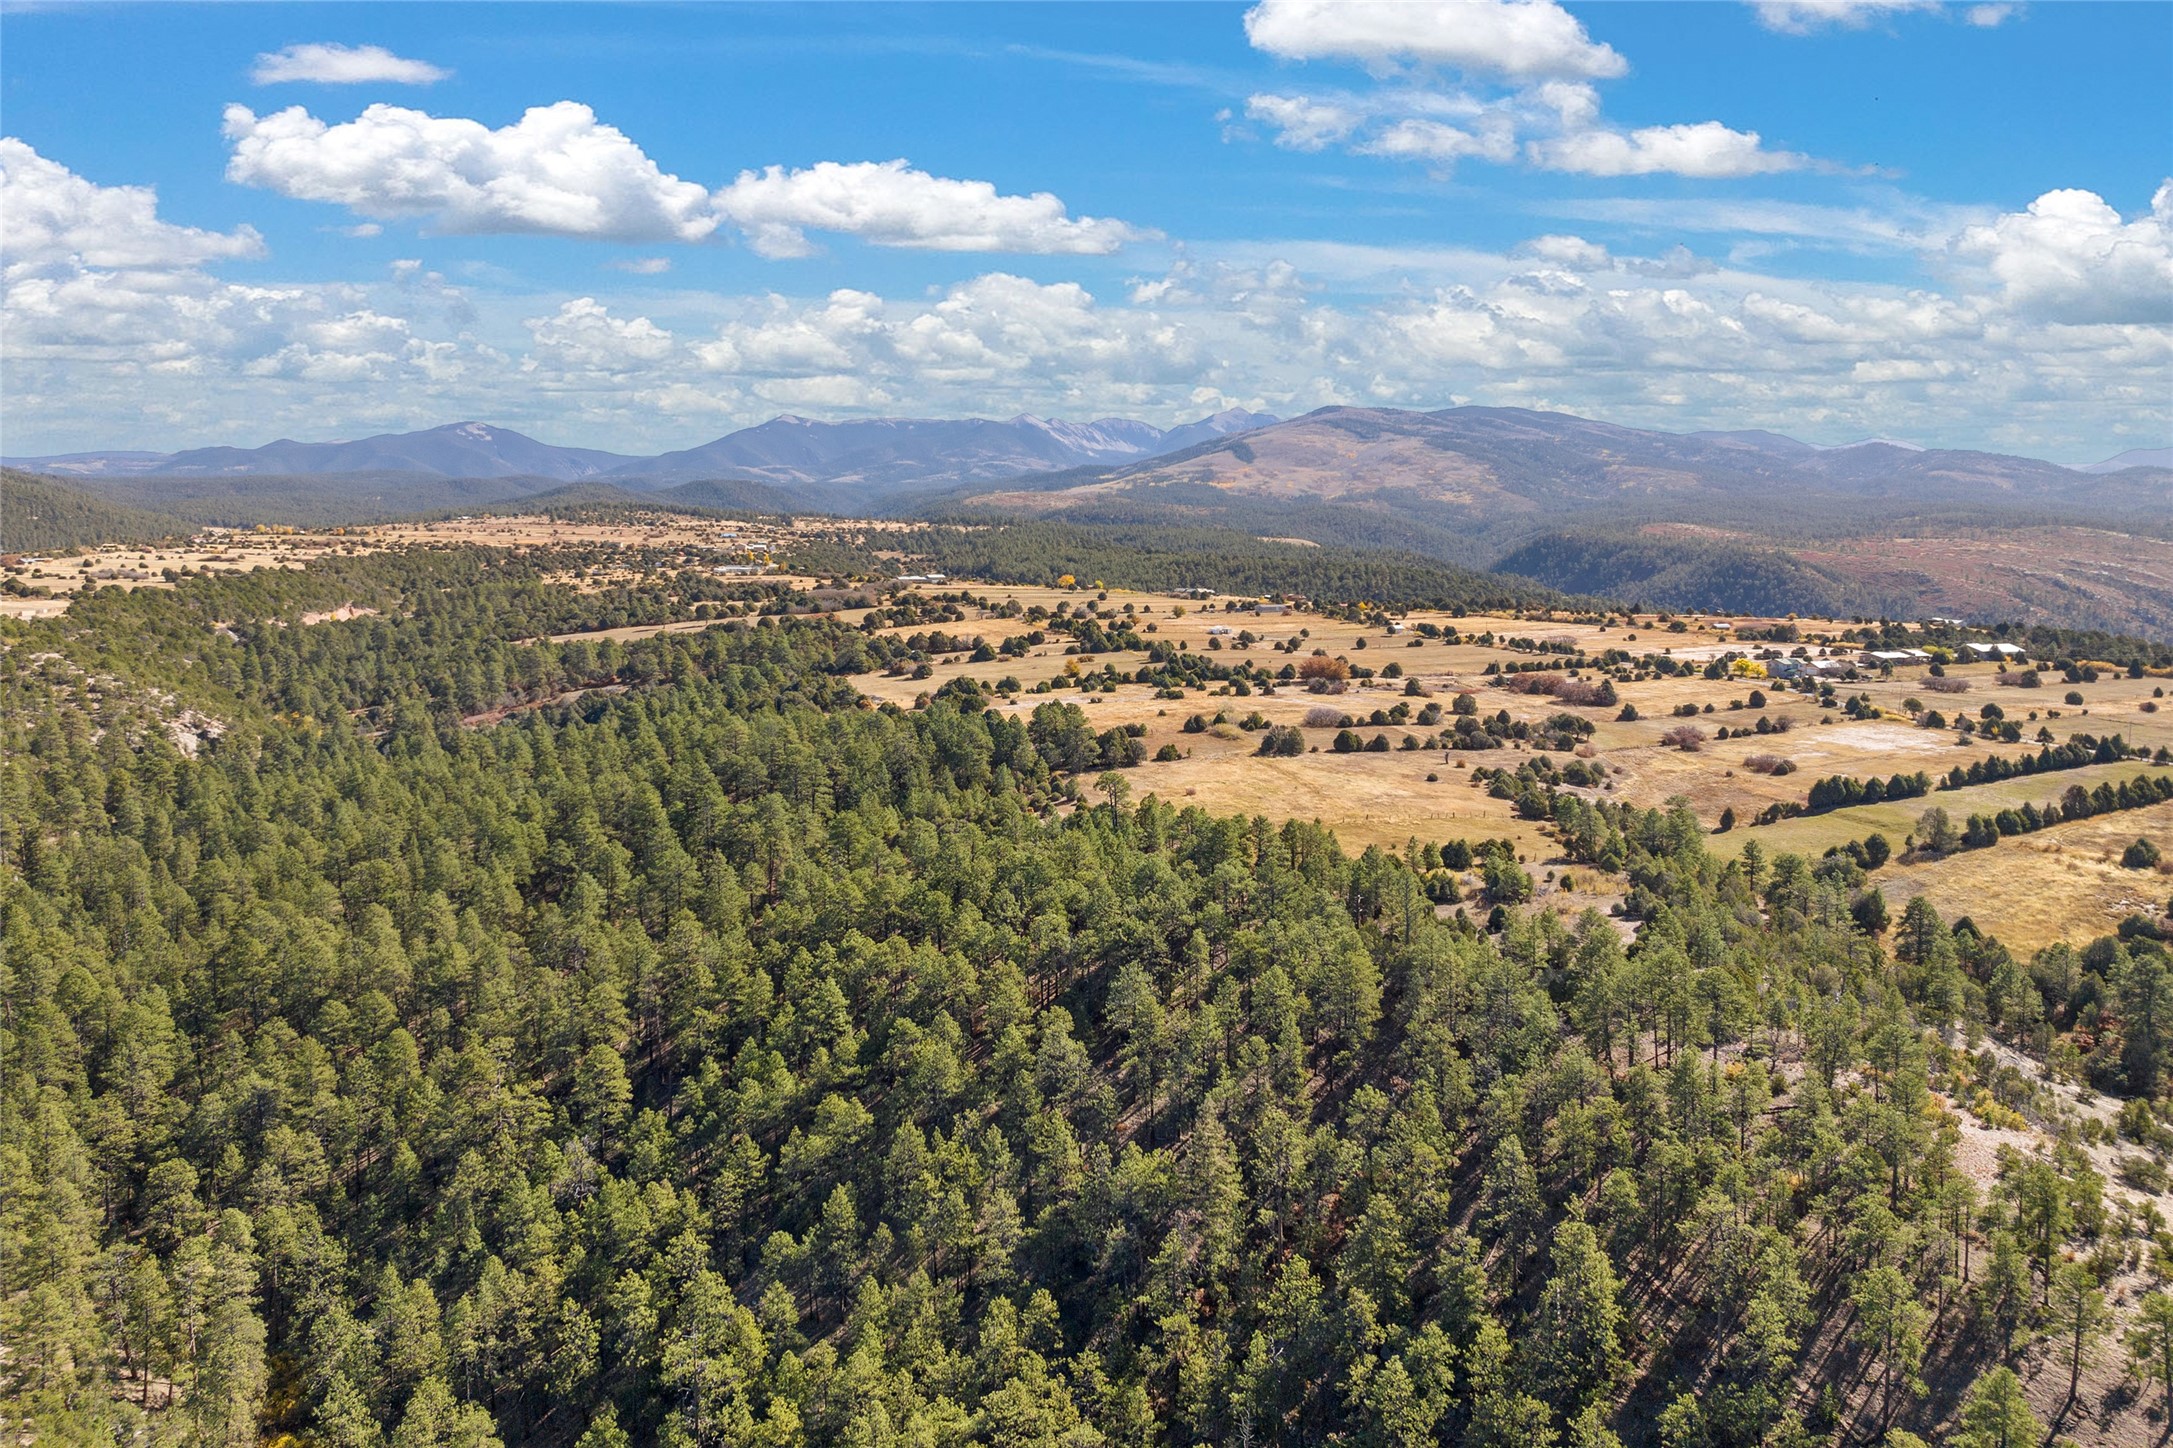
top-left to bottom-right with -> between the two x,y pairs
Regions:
1743,753 -> 1794,775
1303,706 -> 1348,729
1661,724 -> 1707,751
2126,838 -> 2165,870
1916,806 -> 1959,856
1922,675 -> 1970,694
1482,852 -> 1533,904
1298,654 -> 1351,681
2065,691 -> 2086,706
1499,671 -> 1616,707
2120,1156 -> 2170,1194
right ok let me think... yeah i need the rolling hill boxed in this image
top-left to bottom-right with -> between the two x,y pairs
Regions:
145,421 -> 640,481
0,470 -> 191,552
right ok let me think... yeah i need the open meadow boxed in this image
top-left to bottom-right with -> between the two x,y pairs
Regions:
832,579 -> 2172,935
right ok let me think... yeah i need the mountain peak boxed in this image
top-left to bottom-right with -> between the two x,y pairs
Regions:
1829,437 -> 1926,452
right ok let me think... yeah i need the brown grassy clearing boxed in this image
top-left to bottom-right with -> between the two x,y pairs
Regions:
1873,798 -> 2173,954
1719,762 -> 2173,863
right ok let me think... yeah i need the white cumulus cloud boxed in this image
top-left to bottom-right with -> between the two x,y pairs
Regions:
220,103 -> 1146,257
691,274 -> 1199,400
696,290 -> 884,377
1955,184 -> 2173,324
1751,0 -> 1938,32
1532,121 -> 1808,178
251,43 -> 451,86
222,102 -> 724,242
1513,234 -> 1613,270
1235,5 -> 1825,181
524,297 -> 676,371
1,138 -> 265,278
4,145 -> 2162,467
714,160 -> 1143,258
1244,0 -> 1627,80
1362,116 -> 1518,165
1244,94 -> 1363,152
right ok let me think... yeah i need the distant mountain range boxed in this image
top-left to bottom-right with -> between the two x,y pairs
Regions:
10,403 -> 2169,635
931,405 -> 2172,635
12,409 -> 2160,512
2078,446 -> 2173,474
4,409 -> 1281,498
962,405 -> 2171,519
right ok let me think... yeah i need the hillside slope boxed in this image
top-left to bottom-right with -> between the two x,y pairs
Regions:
0,469 -> 189,551
1490,529 -> 1854,617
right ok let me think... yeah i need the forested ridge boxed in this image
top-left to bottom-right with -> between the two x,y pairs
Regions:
809,522 -> 1571,614
7,553 -> 2172,1447
0,470 -> 189,554
1489,531 -> 1852,620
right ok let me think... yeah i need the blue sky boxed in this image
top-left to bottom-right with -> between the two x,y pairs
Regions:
4,1 -> 2169,461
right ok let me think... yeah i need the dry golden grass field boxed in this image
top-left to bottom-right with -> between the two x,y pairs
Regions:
1877,799 -> 2173,953
11,517 -> 2168,949
0,534 -> 340,614
832,581 -> 2171,948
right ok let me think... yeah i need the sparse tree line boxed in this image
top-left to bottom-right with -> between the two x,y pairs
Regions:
1938,732 -> 2152,788
1909,772 -> 2173,856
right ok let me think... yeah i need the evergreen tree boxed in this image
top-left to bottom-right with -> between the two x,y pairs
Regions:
1953,1366 -> 2040,1448
1527,1217 -> 1625,1417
